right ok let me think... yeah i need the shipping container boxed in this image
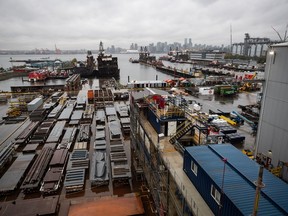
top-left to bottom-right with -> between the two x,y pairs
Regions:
87,89 -> 94,102
183,144 -> 288,216
198,87 -> 214,95
27,97 -> 43,112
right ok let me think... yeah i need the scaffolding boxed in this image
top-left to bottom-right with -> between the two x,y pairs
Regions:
130,94 -> 211,215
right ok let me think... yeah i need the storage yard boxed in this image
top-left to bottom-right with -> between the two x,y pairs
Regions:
0,78 -> 135,216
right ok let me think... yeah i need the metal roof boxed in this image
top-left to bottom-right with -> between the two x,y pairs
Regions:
105,107 -> 117,116
272,42 -> 288,47
185,144 -> 288,216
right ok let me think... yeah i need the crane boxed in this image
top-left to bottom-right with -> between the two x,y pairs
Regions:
231,111 -> 258,135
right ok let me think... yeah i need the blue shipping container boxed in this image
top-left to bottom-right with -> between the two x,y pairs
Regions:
183,144 -> 288,216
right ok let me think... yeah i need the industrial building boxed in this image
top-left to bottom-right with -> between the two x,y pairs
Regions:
188,50 -> 225,62
256,42 -> 288,181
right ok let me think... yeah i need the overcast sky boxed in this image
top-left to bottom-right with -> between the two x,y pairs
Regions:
0,0 -> 287,50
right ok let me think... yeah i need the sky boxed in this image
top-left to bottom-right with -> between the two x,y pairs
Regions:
0,0 -> 287,50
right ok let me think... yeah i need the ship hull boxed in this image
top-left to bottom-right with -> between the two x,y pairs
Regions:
72,67 -> 96,78
95,68 -> 120,80
96,55 -> 120,80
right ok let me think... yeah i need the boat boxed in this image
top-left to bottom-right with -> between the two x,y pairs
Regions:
12,66 -> 38,73
28,69 -> 49,82
96,41 -> 120,80
72,51 -> 96,77
48,70 -> 69,79
129,58 -> 139,63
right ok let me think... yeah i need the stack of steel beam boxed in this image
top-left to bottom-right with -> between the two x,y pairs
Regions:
14,121 -> 40,145
40,148 -> 69,194
21,147 -> 54,193
90,151 -> 109,187
29,108 -> 48,122
29,119 -> 55,144
0,142 -> 15,170
77,124 -> 91,142
46,121 -> 66,143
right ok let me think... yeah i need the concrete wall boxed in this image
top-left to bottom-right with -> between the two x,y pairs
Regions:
256,43 -> 288,167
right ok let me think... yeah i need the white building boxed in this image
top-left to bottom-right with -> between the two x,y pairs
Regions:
256,42 -> 288,181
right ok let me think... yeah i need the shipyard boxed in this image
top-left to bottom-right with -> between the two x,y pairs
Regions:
1,1 -> 288,215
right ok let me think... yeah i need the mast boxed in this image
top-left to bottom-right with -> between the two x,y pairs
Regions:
99,41 -> 104,56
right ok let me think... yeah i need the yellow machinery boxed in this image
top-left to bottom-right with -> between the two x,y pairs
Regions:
242,149 -> 254,159
6,106 -> 21,117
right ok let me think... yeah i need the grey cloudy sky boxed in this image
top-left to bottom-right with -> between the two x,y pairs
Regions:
0,0 -> 287,50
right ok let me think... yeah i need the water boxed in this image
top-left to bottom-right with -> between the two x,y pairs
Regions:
0,53 -> 174,87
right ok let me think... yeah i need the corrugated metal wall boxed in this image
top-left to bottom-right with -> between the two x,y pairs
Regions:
147,109 -> 161,133
183,149 -> 242,216
257,44 -> 288,167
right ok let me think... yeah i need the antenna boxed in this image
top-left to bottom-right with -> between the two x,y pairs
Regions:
271,26 -> 283,41
230,24 -> 233,53
284,24 -> 288,41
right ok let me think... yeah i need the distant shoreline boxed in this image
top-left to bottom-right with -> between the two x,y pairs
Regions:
0,71 -> 28,81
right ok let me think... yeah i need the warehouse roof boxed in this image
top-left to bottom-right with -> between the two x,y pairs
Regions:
185,144 -> 288,216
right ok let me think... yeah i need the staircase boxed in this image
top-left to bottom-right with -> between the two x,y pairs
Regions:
169,120 -> 194,144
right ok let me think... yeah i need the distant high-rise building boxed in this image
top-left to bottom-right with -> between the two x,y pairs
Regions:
189,38 -> 192,49
130,43 -> 134,50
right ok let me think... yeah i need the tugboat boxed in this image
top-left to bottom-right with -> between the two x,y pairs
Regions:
96,41 -> 120,80
72,50 -> 96,77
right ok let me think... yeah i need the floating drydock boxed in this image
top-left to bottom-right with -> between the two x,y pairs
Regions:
155,65 -> 195,78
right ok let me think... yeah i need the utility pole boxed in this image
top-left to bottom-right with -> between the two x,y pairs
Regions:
252,165 -> 265,216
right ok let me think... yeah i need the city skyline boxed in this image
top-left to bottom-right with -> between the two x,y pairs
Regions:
0,39 -> 228,55
0,0 -> 287,50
